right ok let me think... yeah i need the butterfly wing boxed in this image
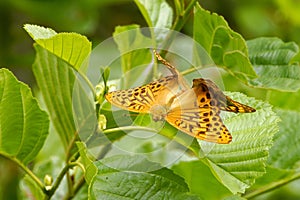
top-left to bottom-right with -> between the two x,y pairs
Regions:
166,88 -> 232,144
105,75 -> 184,113
166,78 -> 256,144
223,96 -> 256,113
192,78 -> 256,113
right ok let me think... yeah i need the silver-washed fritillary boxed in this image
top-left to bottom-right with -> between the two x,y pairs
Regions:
105,51 -> 256,144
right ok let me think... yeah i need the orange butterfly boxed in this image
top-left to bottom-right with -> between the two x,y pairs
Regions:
105,51 -> 255,144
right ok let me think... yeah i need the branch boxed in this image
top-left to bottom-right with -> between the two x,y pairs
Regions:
103,126 -> 157,134
243,170 -> 300,199
44,162 -> 78,200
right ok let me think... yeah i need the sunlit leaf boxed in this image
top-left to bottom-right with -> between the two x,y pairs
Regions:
0,69 -> 49,164
32,45 -> 77,149
268,89 -> 300,112
76,142 -> 97,185
26,24 -> 96,149
89,155 -> 199,200
113,25 -> 154,88
203,92 -> 279,194
172,161 -> 232,200
268,109 -> 300,169
134,0 -> 173,45
193,3 -> 257,81
24,24 -> 91,70
245,166 -> 295,198
247,37 -> 300,91
24,24 -> 56,39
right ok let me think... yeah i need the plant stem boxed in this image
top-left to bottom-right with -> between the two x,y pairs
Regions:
66,170 -> 74,198
44,162 -> 78,200
180,64 -> 215,76
17,158 -> 45,190
63,132 -> 80,198
103,126 -> 157,135
172,0 -> 197,32
62,175 -> 86,200
66,131 -> 79,161
243,170 -> 300,199
1,154 -> 45,193
159,0 -> 197,52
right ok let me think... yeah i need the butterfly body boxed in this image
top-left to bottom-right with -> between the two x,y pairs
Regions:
149,104 -> 168,121
105,52 -> 256,144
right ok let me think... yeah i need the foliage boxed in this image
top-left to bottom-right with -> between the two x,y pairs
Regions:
1,0 -> 300,199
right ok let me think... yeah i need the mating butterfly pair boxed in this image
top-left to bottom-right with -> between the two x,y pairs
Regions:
105,51 -> 255,144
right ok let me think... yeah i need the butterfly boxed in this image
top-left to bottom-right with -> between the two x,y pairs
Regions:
105,51 -> 256,144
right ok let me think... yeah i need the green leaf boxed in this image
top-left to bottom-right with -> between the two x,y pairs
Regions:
0,68 -> 49,165
243,166 -> 296,199
134,0 -> 172,29
101,67 -> 110,87
32,45 -> 77,149
134,0 -> 173,45
90,155 -> 199,200
247,166 -> 294,190
113,25 -> 154,88
193,3 -> 257,81
247,37 -> 300,91
223,196 -> 247,200
76,142 -> 97,185
172,161 -> 232,200
27,22 -> 96,148
24,24 -> 91,70
26,26 -> 95,147
24,24 -> 57,39
72,73 -> 97,143
204,92 -> 280,194
268,109 -> 300,169
268,90 -> 300,111
245,140 -> 300,200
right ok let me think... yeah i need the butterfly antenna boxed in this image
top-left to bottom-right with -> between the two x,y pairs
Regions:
153,49 -> 190,90
153,50 -> 179,76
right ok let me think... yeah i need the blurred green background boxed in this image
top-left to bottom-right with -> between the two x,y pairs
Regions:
1,0 -> 300,199
1,0 -> 300,86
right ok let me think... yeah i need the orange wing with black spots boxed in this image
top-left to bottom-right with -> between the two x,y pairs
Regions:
105,75 -> 180,113
166,78 -> 255,144
166,79 -> 232,144
192,78 -> 256,113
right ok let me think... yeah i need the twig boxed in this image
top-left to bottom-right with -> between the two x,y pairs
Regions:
243,170 -> 300,199
44,162 -> 78,200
